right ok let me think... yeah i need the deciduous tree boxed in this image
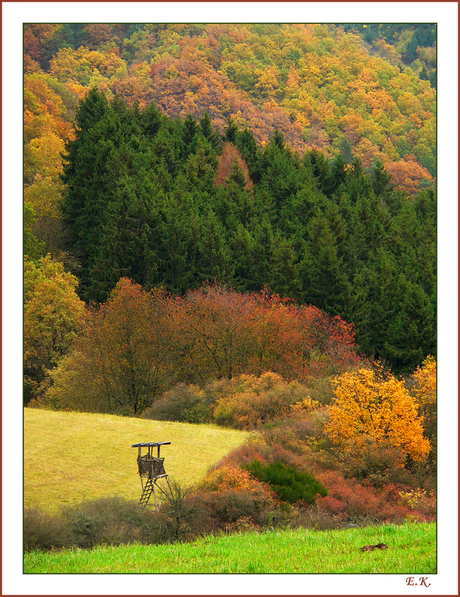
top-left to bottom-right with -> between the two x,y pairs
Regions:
24,255 -> 85,403
44,279 -> 171,414
325,367 -> 430,467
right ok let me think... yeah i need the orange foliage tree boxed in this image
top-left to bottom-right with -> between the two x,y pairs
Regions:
214,142 -> 253,190
325,367 -> 430,467
384,155 -> 433,196
412,356 -> 436,469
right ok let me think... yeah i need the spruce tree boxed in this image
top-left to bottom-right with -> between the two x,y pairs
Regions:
235,127 -> 261,183
196,209 -> 235,285
304,214 -> 351,316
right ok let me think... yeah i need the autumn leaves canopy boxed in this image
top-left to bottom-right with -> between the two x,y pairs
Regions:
43,278 -> 359,415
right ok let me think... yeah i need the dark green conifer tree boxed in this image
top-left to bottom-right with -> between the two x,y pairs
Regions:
196,209 -> 235,285
156,191 -> 195,293
371,159 -> 393,198
229,224 -> 256,291
199,112 -> 222,150
268,234 -> 302,300
235,127 -> 261,183
181,113 -> 200,159
61,89 -> 116,297
224,117 -> 239,144
304,214 -> 351,316
304,149 -> 331,196
250,216 -> 276,290
385,279 -> 436,372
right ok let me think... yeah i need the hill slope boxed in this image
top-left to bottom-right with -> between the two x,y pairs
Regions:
25,23 -> 436,190
24,409 -> 251,511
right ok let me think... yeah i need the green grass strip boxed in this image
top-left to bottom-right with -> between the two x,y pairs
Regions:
24,522 -> 436,574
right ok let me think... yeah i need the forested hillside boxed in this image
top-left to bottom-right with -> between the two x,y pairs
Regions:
24,23 -> 436,185
23,25 -> 438,551
24,23 -> 436,407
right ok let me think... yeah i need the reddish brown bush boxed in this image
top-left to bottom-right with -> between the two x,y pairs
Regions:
192,488 -> 279,527
315,469 -> 435,523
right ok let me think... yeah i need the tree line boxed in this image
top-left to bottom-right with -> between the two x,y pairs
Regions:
35,278 -> 360,413
55,89 -> 436,374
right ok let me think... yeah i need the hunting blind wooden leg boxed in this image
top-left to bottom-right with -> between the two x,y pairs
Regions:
132,441 -> 171,511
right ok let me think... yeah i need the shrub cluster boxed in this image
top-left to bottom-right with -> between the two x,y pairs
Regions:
24,487 -> 282,553
24,494 -> 213,553
24,498 -> 163,552
142,383 -> 213,424
24,507 -> 74,552
212,374 -> 312,430
143,372 -> 317,430
208,406 -> 437,527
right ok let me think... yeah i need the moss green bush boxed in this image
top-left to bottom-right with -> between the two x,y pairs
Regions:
243,459 -> 327,504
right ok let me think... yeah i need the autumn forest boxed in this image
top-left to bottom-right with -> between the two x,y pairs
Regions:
24,23 -> 437,535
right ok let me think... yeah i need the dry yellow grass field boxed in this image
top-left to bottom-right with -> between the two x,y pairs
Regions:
24,409 -> 251,512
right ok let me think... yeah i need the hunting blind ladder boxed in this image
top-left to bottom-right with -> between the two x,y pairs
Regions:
132,441 -> 171,510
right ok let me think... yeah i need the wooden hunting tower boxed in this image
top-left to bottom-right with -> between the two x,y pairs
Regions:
132,441 -> 171,510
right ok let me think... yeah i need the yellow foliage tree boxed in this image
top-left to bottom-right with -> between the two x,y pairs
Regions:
412,356 -> 436,469
413,356 -> 436,408
325,368 -> 430,466
24,255 -> 86,402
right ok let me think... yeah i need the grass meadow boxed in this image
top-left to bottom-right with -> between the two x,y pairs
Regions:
24,409 -> 251,511
24,409 -> 436,575
24,522 -> 436,574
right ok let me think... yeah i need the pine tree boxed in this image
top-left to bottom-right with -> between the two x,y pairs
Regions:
385,280 -> 435,372
235,127 -> 261,183
250,216 -> 276,290
329,154 -> 347,195
61,89 -> 116,297
304,215 -> 350,316
196,209 -> 235,285
157,191 -> 196,293
87,171 -> 160,302
268,234 -> 302,300
371,159 -> 393,197
140,101 -> 164,139
304,149 -> 331,196
229,223 -> 256,291
199,112 -> 222,150
224,116 -> 239,144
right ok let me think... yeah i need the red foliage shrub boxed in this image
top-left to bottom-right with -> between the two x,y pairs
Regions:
210,440 -> 270,470
198,464 -> 275,499
315,469 -> 436,523
190,488 -> 279,528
